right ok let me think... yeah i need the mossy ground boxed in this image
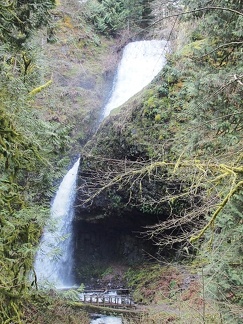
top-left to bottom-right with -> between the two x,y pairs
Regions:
124,263 -> 222,323
22,292 -> 90,324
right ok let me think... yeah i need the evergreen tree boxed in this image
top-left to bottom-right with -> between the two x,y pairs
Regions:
85,0 -> 155,35
0,0 -> 55,50
204,194 -> 243,323
140,0 -> 154,28
0,0 -> 73,322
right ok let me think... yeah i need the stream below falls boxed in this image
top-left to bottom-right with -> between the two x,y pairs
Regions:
90,314 -> 122,324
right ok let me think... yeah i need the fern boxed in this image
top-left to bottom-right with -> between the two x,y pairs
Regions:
203,193 -> 243,322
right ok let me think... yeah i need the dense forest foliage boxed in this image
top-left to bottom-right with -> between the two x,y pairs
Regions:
160,1 -> 243,321
0,0 -> 242,323
85,0 -> 154,35
0,0 -> 73,321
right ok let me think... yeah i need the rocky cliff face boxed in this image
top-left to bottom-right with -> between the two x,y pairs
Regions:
72,85 -> 190,283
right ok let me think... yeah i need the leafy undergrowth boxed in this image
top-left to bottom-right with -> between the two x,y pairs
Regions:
125,263 -> 222,323
22,292 -> 90,324
21,263 -> 223,323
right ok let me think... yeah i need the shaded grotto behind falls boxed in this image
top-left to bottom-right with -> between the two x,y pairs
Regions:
72,207 -> 163,284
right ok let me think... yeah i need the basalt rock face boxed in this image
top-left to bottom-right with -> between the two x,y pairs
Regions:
72,65 -> 200,284
73,94 -> 177,284
73,153 -> 168,284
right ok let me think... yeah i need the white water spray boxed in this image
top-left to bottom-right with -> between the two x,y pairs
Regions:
34,159 -> 80,288
103,40 -> 169,117
91,315 -> 122,324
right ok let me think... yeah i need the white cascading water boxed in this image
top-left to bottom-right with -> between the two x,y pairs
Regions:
91,315 -> 123,324
34,39 -> 168,306
34,158 -> 80,288
103,40 -> 169,117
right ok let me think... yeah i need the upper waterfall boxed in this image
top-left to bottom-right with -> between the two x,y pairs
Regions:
103,40 -> 169,117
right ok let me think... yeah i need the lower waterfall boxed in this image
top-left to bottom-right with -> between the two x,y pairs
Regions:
34,158 -> 80,288
34,40 -> 169,290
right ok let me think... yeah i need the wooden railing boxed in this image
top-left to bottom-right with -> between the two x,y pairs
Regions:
81,290 -> 135,308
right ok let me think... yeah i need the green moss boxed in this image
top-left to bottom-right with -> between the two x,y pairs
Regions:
154,114 -> 161,122
179,39 -> 207,56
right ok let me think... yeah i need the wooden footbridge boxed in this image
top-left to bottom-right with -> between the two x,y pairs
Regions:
81,289 -> 135,309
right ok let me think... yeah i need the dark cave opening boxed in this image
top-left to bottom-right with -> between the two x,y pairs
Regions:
72,209 -> 164,286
